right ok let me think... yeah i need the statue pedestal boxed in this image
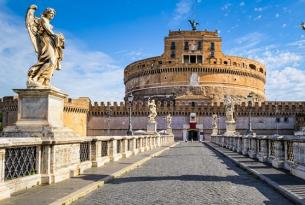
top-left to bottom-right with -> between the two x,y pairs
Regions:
2,88 -> 80,139
166,128 -> 173,134
147,122 -> 157,134
14,88 -> 67,128
224,121 -> 236,136
211,128 -> 218,136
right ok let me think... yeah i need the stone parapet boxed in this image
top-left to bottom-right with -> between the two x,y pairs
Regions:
0,133 -> 174,200
211,134 -> 305,182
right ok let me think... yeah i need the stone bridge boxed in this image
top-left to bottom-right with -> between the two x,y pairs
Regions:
2,138 -> 305,205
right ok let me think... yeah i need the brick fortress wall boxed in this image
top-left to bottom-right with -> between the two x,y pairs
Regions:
2,98 -> 305,139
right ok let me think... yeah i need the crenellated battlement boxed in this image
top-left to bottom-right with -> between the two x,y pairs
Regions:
88,100 -> 305,117
0,96 -> 90,114
64,97 -> 90,113
0,96 -> 18,112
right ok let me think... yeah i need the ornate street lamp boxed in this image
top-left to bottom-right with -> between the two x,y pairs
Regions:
247,92 -> 254,134
127,93 -> 134,136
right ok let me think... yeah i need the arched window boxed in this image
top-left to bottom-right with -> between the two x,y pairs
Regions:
249,64 -> 256,70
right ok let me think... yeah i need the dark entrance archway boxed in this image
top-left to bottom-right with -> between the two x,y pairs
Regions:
187,129 -> 198,141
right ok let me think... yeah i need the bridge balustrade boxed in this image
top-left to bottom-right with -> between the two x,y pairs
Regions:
0,134 -> 174,199
210,134 -> 305,181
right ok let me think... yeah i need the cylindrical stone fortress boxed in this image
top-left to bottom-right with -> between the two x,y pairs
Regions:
124,30 -> 266,102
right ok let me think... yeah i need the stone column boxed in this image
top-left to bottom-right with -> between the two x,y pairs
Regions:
272,140 -> 285,168
122,138 -> 128,158
237,137 -> 242,153
109,139 -> 117,161
0,149 -> 10,200
242,137 -> 249,155
40,145 -> 53,184
91,140 -> 100,167
257,139 -> 268,162
249,137 -> 257,159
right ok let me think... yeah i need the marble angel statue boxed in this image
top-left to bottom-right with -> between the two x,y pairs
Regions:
224,96 -> 235,122
148,98 -> 157,123
166,114 -> 172,129
25,5 -> 64,88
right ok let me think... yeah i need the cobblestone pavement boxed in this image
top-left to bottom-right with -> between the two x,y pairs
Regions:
74,142 -> 293,205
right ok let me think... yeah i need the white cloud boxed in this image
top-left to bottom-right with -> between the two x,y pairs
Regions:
221,3 -> 232,11
172,0 -> 193,23
267,67 -> 305,100
228,32 -> 305,101
0,4 -> 124,101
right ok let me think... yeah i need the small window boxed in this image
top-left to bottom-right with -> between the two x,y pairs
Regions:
210,42 -> 215,51
171,42 -> 176,50
197,55 -> 203,64
190,55 -> 196,63
276,117 -> 281,123
210,51 -> 215,58
191,102 -> 196,107
158,61 -> 162,65
259,68 -> 264,73
224,61 -> 228,65
170,51 -> 175,58
184,41 -> 189,50
198,41 -> 202,50
184,55 -> 190,64
249,64 -> 256,70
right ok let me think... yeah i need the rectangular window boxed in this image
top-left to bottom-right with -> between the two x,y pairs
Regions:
184,41 -> 189,50
210,51 -> 215,58
183,55 -> 190,64
198,41 -> 202,50
170,51 -> 175,58
197,55 -> 202,63
190,55 -> 196,63
170,42 -> 176,50
211,42 -> 215,51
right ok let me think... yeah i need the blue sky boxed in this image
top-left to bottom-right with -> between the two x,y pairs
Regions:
1,0 -> 305,101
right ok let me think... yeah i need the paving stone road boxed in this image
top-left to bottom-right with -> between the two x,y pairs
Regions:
74,142 -> 293,205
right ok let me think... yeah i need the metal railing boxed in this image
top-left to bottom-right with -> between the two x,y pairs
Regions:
5,146 -> 37,180
80,142 -> 90,162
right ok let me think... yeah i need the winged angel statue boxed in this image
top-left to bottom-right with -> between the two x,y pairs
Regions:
25,5 -> 64,88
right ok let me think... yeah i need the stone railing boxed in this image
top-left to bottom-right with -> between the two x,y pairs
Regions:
0,134 -> 174,200
211,134 -> 305,180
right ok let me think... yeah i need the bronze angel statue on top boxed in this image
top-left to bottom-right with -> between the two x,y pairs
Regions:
25,5 -> 64,88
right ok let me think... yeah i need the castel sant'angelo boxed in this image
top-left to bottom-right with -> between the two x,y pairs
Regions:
1,24 -> 305,140
124,26 -> 266,103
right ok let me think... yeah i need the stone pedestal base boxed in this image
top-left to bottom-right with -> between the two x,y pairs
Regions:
166,128 -> 173,134
1,88 -> 71,139
257,153 -> 268,162
147,122 -> 157,134
211,129 -> 218,136
224,121 -> 236,136
15,88 -> 67,128
272,159 -> 284,168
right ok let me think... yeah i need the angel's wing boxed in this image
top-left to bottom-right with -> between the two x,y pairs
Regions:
25,5 -> 39,53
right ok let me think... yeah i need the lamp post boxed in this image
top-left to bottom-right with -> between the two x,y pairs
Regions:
247,93 -> 254,134
127,93 -> 134,136
107,106 -> 112,136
